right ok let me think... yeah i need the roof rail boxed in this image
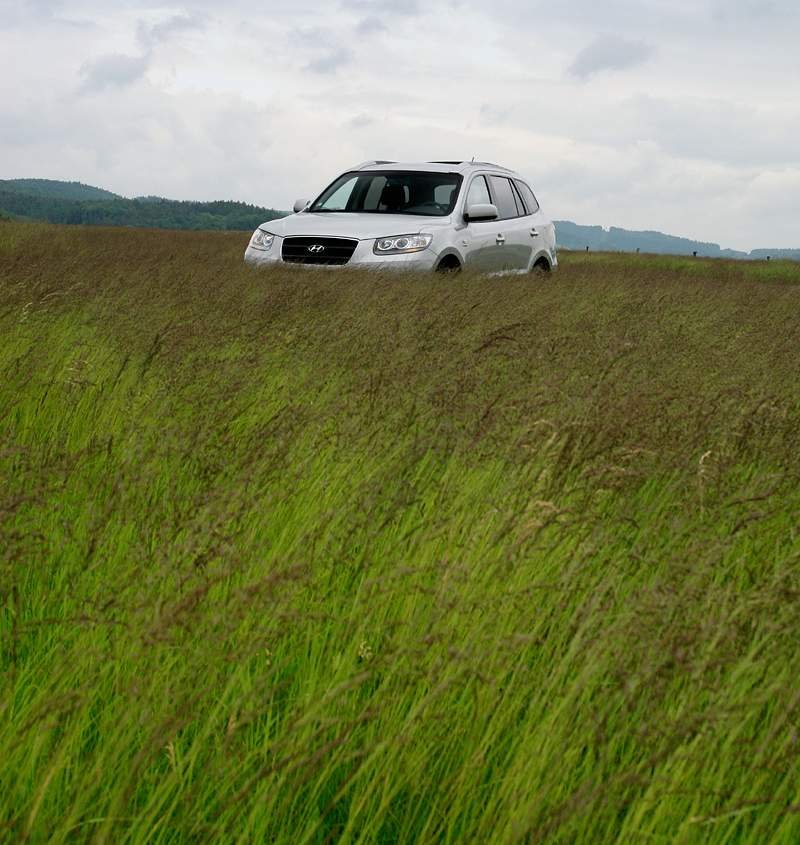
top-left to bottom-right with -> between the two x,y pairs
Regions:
351,160 -> 397,170
472,161 -> 514,172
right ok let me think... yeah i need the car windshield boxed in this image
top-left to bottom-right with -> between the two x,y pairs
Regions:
309,171 -> 462,216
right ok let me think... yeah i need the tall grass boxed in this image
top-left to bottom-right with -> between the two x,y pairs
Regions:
2,223 -> 800,843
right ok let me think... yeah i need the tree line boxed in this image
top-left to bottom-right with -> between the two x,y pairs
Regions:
0,191 -> 285,231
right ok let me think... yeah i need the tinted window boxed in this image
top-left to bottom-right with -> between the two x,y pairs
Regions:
514,180 -> 540,214
466,175 -> 491,207
489,176 -> 519,220
311,171 -> 463,216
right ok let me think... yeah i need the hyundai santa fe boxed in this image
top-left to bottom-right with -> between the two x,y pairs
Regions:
244,160 -> 557,274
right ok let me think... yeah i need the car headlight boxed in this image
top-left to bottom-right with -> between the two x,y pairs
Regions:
373,233 -> 433,255
250,229 -> 275,252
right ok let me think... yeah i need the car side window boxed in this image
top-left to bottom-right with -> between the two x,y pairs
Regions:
489,176 -> 519,221
514,180 -> 540,214
510,181 -> 528,216
466,175 -> 491,208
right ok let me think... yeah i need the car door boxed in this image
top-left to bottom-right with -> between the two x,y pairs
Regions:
514,179 -> 551,264
461,175 -> 507,273
487,175 -> 531,271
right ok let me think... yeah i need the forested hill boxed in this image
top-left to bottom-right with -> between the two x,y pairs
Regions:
0,179 -> 285,231
0,179 -> 122,201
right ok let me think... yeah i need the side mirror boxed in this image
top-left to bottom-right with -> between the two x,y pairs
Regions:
465,203 -> 498,222
293,198 -> 311,213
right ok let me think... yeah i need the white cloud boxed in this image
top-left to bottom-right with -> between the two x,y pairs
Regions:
355,16 -> 387,35
304,48 -> 352,75
569,35 -> 654,79
79,52 -> 151,92
137,12 -> 205,49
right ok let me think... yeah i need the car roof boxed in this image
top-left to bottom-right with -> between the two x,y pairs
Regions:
352,160 -> 521,177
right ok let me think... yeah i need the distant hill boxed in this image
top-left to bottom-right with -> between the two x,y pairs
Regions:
747,248 -> 800,261
0,179 -> 122,202
554,221 -> 800,261
0,179 -> 285,232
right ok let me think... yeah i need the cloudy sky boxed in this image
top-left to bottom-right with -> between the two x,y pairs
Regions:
2,0 -> 799,249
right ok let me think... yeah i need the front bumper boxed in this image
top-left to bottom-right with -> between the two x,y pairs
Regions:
244,235 -> 440,272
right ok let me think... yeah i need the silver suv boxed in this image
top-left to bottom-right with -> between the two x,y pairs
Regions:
244,161 -> 557,273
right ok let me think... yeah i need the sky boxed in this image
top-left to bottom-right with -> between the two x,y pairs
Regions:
2,0 -> 799,250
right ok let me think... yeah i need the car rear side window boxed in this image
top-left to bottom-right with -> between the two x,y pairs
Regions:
466,175 -> 491,207
489,176 -> 520,220
510,181 -> 528,216
514,180 -> 540,214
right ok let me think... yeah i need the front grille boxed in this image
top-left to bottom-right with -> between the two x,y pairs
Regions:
281,236 -> 359,266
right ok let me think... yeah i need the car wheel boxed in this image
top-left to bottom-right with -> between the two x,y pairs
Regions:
531,257 -> 551,275
436,256 -> 462,273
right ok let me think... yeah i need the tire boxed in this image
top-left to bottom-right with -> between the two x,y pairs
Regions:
531,257 -> 551,275
436,256 -> 462,273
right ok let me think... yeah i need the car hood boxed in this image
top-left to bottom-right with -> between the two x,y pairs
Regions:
260,212 -> 453,240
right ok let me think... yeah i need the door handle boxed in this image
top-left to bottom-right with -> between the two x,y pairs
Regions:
530,228 -> 540,238
496,235 -> 506,245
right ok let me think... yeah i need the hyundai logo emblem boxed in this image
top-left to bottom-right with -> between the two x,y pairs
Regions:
308,244 -> 325,254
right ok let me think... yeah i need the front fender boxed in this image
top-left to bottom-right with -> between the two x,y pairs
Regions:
434,246 -> 465,268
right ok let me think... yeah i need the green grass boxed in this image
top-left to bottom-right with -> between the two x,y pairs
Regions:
2,223 -> 800,844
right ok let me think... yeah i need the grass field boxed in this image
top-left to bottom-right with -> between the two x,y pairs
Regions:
2,222 -> 800,844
